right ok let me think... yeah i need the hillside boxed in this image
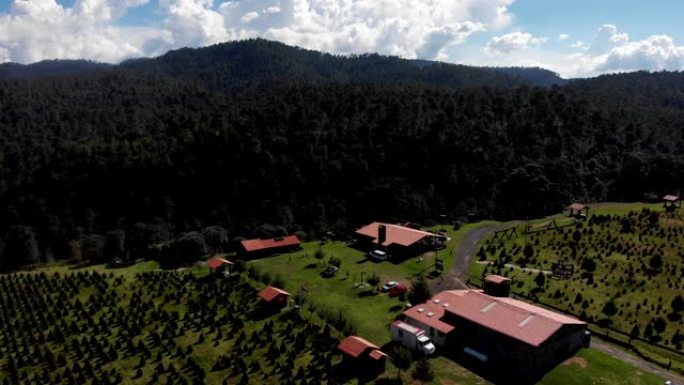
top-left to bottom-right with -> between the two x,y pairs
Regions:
121,39 -> 562,89
0,41 -> 684,272
470,203 -> 684,359
0,40 -> 562,87
0,60 -> 110,79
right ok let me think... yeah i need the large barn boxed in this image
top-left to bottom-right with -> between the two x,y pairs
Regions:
403,276 -> 588,380
354,222 -> 437,258
238,235 -> 301,258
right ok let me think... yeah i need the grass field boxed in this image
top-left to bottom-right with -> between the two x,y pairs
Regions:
0,210 -> 675,385
469,202 -> 684,373
250,219 -> 669,384
537,348 -> 663,385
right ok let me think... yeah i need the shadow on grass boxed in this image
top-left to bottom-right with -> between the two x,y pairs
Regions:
388,305 -> 403,312
357,290 -> 378,298
438,349 -> 551,385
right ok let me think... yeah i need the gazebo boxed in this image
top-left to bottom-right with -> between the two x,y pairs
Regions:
663,195 -> 681,213
567,203 -> 589,219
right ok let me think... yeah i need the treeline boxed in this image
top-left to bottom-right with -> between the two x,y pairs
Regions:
1,43 -> 683,271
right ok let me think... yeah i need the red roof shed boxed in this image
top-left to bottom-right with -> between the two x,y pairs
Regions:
337,336 -> 386,361
206,257 -> 233,270
258,286 -> 290,305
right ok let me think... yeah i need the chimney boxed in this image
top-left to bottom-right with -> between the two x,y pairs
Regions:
378,224 -> 387,245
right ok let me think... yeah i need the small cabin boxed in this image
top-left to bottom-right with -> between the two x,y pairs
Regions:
337,336 -> 387,372
567,203 -> 589,219
663,195 -> 681,213
206,257 -> 233,274
257,286 -> 290,310
483,275 -> 511,297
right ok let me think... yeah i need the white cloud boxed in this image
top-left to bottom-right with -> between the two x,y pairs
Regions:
0,0 -> 170,63
560,25 -> 684,77
218,0 -> 511,60
597,34 -> 684,73
558,33 -> 569,41
0,0 -> 515,63
588,24 -> 628,54
485,31 -> 547,54
570,40 -> 587,50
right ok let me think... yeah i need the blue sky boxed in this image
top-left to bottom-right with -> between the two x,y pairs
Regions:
1,0 -> 683,77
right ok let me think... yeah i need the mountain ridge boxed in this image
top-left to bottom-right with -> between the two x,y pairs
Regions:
1,39 -> 564,88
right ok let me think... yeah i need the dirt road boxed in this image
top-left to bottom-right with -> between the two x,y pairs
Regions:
590,338 -> 683,384
436,223 -> 683,384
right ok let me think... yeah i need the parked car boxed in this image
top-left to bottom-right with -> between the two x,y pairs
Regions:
381,281 -> 399,292
368,249 -> 388,261
391,320 -> 436,354
321,265 -> 339,277
388,284 -> 408,297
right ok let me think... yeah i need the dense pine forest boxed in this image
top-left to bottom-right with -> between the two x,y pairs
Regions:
1,39 -> 683,271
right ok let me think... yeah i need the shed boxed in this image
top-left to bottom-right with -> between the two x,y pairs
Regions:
257,286 -> 290,308
337,336 -> 387,370
206,257 -> 233,273
483,275 -> 511,297
567,203 -> 589,219
663,195 -> 681,212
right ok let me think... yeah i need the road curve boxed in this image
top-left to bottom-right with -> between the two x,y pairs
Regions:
434,222 -> 683,384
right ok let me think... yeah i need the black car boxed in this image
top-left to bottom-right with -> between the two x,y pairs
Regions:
321,265 -> 339,277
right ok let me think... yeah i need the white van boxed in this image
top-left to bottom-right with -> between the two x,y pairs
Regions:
368,249 -> 388,261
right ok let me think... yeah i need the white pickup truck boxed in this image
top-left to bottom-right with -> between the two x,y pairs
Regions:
391,320 -> 436,355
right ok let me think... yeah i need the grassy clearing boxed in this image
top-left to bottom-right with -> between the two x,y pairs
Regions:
470,202 -> 684,373
538,348 -> 663,385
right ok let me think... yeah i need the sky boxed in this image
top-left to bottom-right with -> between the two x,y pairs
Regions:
0,0 -> 683,78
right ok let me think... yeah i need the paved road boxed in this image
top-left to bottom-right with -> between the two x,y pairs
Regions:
431,223 -> 511,293
437,222 -> 684,384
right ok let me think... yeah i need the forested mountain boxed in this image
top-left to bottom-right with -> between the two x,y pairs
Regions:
0,39 -> 683,271
0,60 -> 109,79
121,39 -> 555,89
1,40 -> 560,87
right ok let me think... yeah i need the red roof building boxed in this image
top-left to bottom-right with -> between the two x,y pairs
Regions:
402,280 -> 588,380
257,286 -> 290,306
663,194 -> 680,202
354,222 -> 436,258
337,336 -> 387,361
239,235 -> 301,257
206,257 -> 233,270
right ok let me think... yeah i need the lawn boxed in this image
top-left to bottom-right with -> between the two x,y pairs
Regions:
538,348 -> 663,385
249,222 -> 498,343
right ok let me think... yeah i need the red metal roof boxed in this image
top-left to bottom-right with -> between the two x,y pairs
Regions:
257,286 -> 290,303
568,203 -> 586,211
355,222 -> 434,247
241,235 -> 300,253
403,292 -> 459,334
404,290 -> 585,347
337,336 -> 381,358
663,195 -> 680,202
368,349 -> 388,361
484,275 -> 510,284
206,257 -> 233,270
